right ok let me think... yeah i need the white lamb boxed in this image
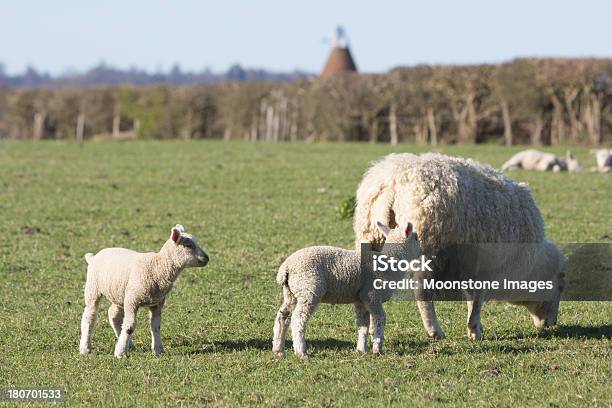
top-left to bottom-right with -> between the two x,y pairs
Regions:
79,224 -> 209,358
591,149 -> 612,173
272,221 -> 421,358
501,149 -> 581,172
354,153 -> 565,341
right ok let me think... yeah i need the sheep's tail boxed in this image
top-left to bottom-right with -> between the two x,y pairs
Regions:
276,260 -> 289,287
84,253 -> 94,265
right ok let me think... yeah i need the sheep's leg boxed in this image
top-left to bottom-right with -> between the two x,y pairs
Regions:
364,302 -> 386,355
354,302 -> 369,353
114,303 -> 138,359
272,287 -> 296,356
79,295 -> 101,355
416,300 -> 445,339
108,304 -> 134,350
290,298 -> 316,358
466,291 -> 484,340
149,302 -> 164,356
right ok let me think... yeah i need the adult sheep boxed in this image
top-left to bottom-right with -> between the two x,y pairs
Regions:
354,152 -> 564,340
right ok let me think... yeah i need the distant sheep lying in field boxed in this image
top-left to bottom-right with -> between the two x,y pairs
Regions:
501,149 -> 581,172
79,224 -> 209,358
354,153 -> 565,340
273,221 -> 420,358
591,149 -> 612,173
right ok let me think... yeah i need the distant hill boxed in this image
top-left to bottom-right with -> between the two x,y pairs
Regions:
0,63 -> 314,88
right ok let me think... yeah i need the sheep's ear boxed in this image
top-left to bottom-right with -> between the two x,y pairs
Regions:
170,227 -> 182,243
174,224 -> 185,233
566,151 -> 574,160
404,222 -> 413,237
376,221 -> 391,238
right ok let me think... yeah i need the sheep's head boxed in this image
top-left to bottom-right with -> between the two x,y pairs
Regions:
168,224 -> 209,268
526,251 -> 564,329
526,296 -> 561,329
376,221 -> 421,260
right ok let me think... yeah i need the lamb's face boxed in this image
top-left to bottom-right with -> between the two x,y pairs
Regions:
170,225 -> 209,268
376,221 -> 422,260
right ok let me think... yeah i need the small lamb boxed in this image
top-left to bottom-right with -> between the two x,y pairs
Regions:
501,149 -> 581,173
273,221 -> 420,358
79,224 -> 209,358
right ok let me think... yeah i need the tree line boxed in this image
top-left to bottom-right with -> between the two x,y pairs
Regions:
1,58 -> 611,145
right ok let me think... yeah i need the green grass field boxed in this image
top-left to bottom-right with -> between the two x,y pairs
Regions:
0,141 -> 610,407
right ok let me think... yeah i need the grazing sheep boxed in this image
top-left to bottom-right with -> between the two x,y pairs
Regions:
79,224 -> 209,358
273,221 -> 421,358
591,149 -> 612,173
501,149 -> 580,172
354,153 -> 564,340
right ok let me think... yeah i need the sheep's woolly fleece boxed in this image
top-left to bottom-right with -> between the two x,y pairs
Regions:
354,152 -> 545,254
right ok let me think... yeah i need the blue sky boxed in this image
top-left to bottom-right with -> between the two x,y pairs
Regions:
2,0 -> 610,75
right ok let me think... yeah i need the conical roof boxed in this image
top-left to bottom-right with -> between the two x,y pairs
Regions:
320,46 -> 357,78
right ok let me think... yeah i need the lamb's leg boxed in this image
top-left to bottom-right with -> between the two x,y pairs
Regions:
108,304 -> 134,350
79,294 -> 101,355
416,300 -> 445,339
114,302 -> 138,358
365,302 -> 386,355
466,291 -> 484,340
354,302 -> 369,353
290,298 -> 316,358
272,287 -> 296,356
149,300 -> 164,356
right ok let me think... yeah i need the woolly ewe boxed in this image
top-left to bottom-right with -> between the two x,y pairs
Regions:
273,221 -> 420,358
79,224 -> 209,358
354,153 -> 564,340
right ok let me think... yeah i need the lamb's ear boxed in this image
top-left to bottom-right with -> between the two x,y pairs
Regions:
174,224 -> 185,233
566,150 -> 574,160
376,221 -> 391,238
170,227 -> 182,243
404,222 -> 413,237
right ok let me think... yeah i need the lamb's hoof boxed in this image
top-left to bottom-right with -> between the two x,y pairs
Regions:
79,346 -> 92,355
128,340 -> 136,351
114,349 -> 128,359
273,350 -> 285,358
295,352 -> 309,360
372,348 -> 384,355
356,347 -> 368,353
152,347 -> 164,356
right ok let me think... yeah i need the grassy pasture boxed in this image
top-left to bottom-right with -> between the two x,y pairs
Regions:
0,141 -> 610,407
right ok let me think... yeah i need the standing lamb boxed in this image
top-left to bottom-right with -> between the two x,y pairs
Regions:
354,153 -> 565,340
273,221 -> 421,358
591,149 -> 612,173
501,149 -> 580,172
79,224 -> 209,358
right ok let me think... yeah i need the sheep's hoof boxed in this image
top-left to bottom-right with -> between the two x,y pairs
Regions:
152,347 -> 164,356
467,325 -> 483,341
295,352 -> 309,360
356,347 -> 368,353
114,349 -> 128,359
273,351 -> 285,358
128,339 -> 136,350
428,330 -> 446,340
